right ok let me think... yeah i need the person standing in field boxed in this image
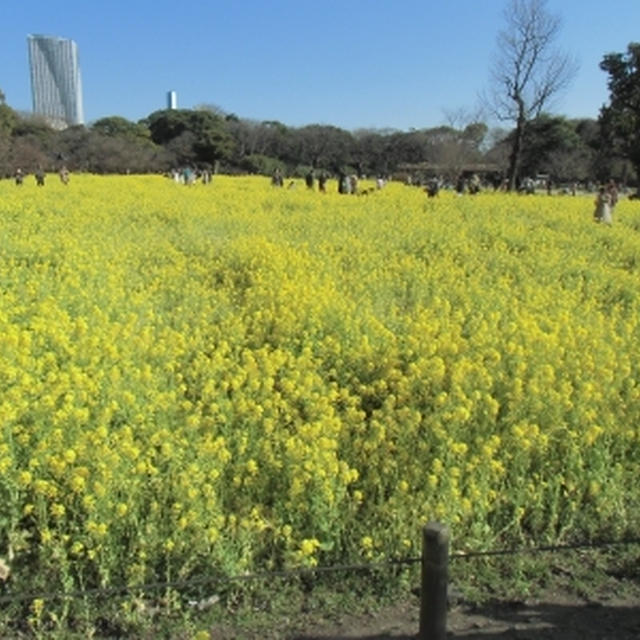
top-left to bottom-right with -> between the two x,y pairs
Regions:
305,169 -> 314,190
426,177 -> 440,198
338,171 -> 348,194
35,168 -> 45,186
469,173 -> 481,194
593,186 -> 612,224
607,179 -> 618,211
14,168 -> 23,185
59,166 -> 70,185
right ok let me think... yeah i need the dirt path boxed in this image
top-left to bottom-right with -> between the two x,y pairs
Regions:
209,555 -> 640,640
292,594 -> 640,639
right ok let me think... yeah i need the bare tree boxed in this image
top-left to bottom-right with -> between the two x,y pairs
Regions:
487,0 -> 577,190
439,108 -> 489,178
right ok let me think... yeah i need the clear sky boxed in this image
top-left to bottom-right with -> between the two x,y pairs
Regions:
1,0 -> 638,131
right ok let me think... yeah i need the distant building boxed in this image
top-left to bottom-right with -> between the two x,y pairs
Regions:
167,90 -> 177,110
27,34 -> 84,129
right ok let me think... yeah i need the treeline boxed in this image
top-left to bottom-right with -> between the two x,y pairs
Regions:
0,96 -> 632,185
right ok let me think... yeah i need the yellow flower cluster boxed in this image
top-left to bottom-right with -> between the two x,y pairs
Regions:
1,174 -> 639,603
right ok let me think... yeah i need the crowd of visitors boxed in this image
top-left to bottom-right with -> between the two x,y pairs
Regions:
169,166 -> 212,185
5,164 -> 631,226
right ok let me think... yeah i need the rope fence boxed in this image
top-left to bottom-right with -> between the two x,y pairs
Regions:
1,528 -> 638,607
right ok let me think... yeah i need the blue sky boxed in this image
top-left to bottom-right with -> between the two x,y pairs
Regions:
1,0 -> 639,131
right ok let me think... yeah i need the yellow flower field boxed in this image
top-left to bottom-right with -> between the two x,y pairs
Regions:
1,174 -> 639,611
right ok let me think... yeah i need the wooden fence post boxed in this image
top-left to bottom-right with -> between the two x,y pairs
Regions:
419,522 -> 449,640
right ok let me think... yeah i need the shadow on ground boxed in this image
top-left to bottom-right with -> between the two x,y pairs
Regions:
294,599 -> 640,639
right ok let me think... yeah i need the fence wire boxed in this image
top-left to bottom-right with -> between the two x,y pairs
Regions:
1,535 -> 639,605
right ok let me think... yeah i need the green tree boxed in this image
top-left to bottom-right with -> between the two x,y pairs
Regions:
545,118 -> 597,183
0,88 -> 18,138
517,114 -> 579,178
144,109 -> 233,165
259,120 -> 295,167
352,128 -> 395,176
599,43 -> 640,187
91,116 -> 151,142
293,124 -> 353,171
12,115 -> 55,144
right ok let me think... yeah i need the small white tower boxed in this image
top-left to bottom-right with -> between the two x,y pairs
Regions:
167,90 -> 177,110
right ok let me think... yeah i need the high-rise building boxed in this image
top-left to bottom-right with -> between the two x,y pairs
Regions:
167,90 -> 178,110
27,34 -> 84,128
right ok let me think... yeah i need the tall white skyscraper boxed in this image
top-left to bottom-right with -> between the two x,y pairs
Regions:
27,34 -> 84,128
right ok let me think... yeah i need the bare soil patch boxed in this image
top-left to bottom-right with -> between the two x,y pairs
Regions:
209,558 -> 640,640
291,589 -> 640,639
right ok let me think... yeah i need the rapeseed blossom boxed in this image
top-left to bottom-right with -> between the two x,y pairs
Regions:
0,174 -> 639,610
